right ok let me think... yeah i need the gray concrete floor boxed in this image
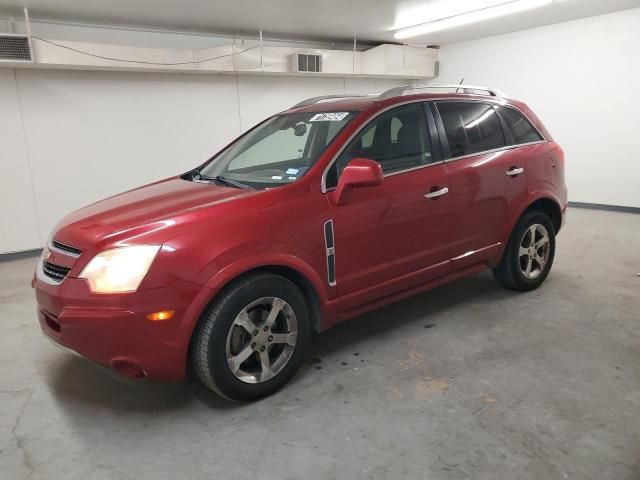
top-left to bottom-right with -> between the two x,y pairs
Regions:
1,208 -> 639,480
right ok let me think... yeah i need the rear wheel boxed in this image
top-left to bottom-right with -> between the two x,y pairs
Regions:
493,210 -> 556,291
191,273 -> 309,401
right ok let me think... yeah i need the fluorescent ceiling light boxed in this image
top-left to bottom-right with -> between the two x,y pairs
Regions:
394,0 -> 553,40
393,0 -> 514,30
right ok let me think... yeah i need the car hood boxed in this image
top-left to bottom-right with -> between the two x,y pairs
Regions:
52,177 -> 268,250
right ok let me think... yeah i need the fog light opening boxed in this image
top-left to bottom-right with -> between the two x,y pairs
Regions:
43,312 -> 61,333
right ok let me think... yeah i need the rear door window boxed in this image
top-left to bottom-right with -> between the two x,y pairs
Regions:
495,106 -> 544,145
436,102 -> 506,158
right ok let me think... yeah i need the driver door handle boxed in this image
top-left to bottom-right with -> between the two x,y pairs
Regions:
425,187 -> 449,199
506,167 -> 524,176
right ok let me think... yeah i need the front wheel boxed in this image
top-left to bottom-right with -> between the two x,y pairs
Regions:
493,210 -> 556,291
190,273 -> 309,401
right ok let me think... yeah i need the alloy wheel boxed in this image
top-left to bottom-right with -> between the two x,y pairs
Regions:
518,223 -> 551,280
225,297 -> 298,384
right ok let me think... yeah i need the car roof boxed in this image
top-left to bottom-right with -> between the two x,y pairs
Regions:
285,92 -> 521,114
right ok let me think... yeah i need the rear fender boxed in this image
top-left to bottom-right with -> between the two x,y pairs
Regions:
498,190 -> 564,259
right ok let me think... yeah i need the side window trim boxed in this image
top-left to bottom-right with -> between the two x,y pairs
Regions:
433,100 -> 546,162
490,103 -> 508,148
423,102 -> 443,164
321,98 -> 543,192
493,104 -> 516,146
430,101 -> 451,160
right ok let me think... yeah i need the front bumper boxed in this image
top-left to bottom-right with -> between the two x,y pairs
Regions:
34,274 -> 203,381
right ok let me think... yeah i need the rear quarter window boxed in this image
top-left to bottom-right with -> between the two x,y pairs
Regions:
496,106 -> 544,145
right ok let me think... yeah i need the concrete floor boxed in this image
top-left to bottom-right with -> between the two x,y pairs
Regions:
1,208 -> 639,480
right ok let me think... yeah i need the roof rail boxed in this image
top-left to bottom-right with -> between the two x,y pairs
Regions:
292,93 -> 378,109
292,85 -> 505,109
378,84 -> 506,99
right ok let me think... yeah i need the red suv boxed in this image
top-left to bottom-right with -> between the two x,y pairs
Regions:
34,85 -> 567,401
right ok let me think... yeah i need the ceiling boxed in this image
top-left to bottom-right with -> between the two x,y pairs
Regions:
0,0 -> 638,45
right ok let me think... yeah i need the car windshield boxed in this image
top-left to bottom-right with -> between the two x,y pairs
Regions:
196,111 -> 356,189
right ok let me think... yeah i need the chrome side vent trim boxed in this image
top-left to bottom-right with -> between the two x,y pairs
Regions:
323,220 -> 336,286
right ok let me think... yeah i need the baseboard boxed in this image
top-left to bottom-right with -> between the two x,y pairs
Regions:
568,201 -> 640,214
0,248 -> 42,263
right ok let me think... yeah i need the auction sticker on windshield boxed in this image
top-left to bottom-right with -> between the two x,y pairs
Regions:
310,112 -> 349,122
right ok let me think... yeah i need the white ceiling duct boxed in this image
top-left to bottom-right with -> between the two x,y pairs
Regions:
2,36 -> 438,79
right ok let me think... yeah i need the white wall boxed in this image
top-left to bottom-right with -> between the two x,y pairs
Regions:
0,69 -> 41,252
0,67 -> 403,253
435,7 -> 640,208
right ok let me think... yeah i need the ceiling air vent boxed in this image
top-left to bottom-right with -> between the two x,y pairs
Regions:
292,53 -> 322,73
0,35 -> 32,62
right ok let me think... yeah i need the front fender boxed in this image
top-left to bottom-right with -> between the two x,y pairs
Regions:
172,252 -> 333,380
204,253 -> 330,305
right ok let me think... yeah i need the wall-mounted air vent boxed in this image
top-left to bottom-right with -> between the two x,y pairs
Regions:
292,53 -> 322,73
0,35 -> 32,62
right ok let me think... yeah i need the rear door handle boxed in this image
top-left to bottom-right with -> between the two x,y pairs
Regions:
506,167 -> 524,177
425,187 -> 449,199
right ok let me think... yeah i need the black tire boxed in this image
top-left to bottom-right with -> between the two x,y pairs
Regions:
190,272 -> 310,401
493,209 -> 556,291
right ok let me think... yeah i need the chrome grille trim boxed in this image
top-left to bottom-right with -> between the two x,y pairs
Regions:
42,261 -> 71,281
50,239 -> 82,258
36,260 -> 62,286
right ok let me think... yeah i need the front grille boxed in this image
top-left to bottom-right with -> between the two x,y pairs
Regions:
51,240 -> 82,257
42,261 -> 71,282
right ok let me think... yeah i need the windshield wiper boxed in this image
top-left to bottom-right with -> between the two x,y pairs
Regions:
200,173 -> 253,190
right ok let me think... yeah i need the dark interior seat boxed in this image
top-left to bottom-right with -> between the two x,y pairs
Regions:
375,120 -> 424,172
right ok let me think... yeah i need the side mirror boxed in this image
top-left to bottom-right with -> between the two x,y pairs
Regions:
332,158 -> 383,206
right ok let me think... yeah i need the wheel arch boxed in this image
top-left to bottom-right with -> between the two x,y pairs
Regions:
508,192 -> 564,239
234,264 -> 324,335
176,253 -> 332,381
195,255 -> 328,336
525,197 -> 563,234
497,193 -> 563,265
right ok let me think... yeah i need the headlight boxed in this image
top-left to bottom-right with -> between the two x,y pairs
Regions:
40,236 -> 52,260
79,245 -> 160,293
